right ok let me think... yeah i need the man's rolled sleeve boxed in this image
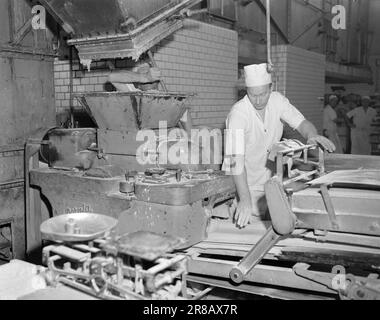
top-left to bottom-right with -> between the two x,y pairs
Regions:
224,111 -> 246,156
222,111 -> 246,174
280,96 -> 306,130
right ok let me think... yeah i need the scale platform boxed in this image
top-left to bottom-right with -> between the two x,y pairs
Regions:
40,213 -> 118,243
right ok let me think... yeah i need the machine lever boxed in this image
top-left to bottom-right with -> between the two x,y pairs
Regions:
320,184 -> 339,230
180,8 -> 208,17
229,226 -> 281,284
265,176 -> 297,236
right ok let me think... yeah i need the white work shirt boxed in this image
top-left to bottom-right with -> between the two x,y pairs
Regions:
223,92 -> 305,192
322,104 -> 343,153
347,106 -> 377,155
347,107 -> 377,130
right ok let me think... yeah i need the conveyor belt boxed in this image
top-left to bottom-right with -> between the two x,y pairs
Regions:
185,219 -> 380,299
197,219 -> 380,262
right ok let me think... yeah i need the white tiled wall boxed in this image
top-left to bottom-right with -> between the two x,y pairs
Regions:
272,45 -> 326,133
54,19 -> 238,127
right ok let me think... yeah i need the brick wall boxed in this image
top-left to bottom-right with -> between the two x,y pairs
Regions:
272,45 -> 326,134
54,19 -> 238,128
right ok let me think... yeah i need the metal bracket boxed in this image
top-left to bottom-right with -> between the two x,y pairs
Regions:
25,139 -> 52,257
274,141 -> 323,184
293,263 -> 335,289
293,263 -> 380,300
320,184 -> 339,230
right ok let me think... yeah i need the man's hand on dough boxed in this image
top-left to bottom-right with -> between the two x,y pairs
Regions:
234,199 -> 253,229
307,135 -> 336,153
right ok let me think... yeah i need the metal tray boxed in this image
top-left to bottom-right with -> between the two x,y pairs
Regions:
40,213 -> 118,243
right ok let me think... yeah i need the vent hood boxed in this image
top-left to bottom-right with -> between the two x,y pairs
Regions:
40,0 -> 201,66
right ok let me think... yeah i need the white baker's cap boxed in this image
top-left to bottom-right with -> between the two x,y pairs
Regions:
244,63 -> 272,87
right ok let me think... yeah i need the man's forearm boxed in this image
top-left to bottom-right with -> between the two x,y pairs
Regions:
232,169 -> 251,204
297,120 -> 336,152
297,120 -> 318,141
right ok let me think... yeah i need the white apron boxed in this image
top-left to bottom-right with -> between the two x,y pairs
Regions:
224,92 -> 306,219
351,128 -> 372,155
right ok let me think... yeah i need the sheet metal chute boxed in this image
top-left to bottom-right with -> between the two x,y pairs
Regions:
39,0 -> 203,66
74,91 -> 192,131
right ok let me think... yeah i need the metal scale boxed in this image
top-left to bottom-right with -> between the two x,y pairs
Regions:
39,212 -> 210,300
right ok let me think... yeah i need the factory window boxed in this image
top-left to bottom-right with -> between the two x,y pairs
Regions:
202,0 -> 236,22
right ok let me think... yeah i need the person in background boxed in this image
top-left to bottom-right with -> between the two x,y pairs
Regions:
347,96 -> 377,155
336,94 -> 358,154
323,95 -> 343,154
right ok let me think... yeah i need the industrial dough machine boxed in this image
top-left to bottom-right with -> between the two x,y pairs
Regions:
26,0 -> 234,258
28,90 -> 235,254
29,137 -> 380,300
185,142 -> 380,300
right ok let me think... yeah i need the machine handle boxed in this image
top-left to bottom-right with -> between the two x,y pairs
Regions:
230,226 -> 281,284
265,176 -> 297,236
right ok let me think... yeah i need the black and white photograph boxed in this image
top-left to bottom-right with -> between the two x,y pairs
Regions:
0,0 -> 379,309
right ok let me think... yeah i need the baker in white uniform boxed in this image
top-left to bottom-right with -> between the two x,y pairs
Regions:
347,96 -> 377,155
223,63 -> 335,228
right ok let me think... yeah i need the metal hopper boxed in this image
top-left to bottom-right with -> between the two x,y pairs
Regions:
75,91 -> 193,131
40,0 -> 202,63
72,91 -> 194,169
